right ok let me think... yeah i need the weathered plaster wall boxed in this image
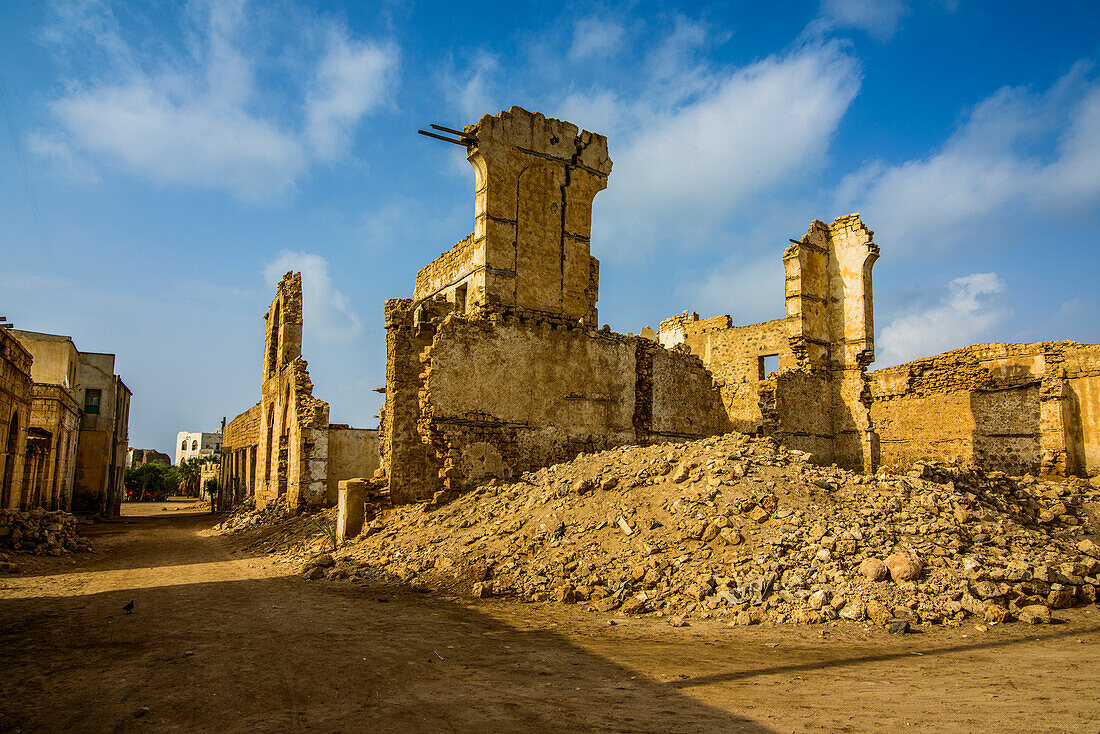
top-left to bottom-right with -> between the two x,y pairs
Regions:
325,427 -> 379,504
655,214 -> 880,472
868,341 -> 1100,476
383,302 -> 729,501
72,353 -> 129,517
10,331 -> 78,388
0,329 -> 32,510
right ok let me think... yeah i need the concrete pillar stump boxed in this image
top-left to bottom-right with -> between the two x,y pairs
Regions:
336,478 -> 367,543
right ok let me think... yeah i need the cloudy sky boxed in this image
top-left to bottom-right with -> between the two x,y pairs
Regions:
2,0 -> 1098,455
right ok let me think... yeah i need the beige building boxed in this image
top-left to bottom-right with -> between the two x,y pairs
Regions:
381,107 -> 731,504
73,352 -> 131,516
175,431 -> 221,465
0,327 -> 33,510
869,341 -> 1100,476
10,330 -> 82,510
654,215 -> 881,473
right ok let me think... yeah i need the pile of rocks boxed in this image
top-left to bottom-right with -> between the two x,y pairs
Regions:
213,496 -> 342,557
325,433 -> 1100,628
0,508 -> 90,555
213,496 -> 293,533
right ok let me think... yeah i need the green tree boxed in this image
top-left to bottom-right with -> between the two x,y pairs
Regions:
176,458 -> 203,496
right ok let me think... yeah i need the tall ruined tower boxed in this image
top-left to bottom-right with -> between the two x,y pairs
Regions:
783,214 -> 880,471
412,107 -> 612,324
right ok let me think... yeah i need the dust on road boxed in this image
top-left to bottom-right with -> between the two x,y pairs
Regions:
0,502 -> 1097,733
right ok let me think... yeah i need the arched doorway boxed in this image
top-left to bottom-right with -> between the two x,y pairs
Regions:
2,412 -> 19,509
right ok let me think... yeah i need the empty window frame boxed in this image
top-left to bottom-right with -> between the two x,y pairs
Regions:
84,389 -> 101,415
757,354 -> 780,380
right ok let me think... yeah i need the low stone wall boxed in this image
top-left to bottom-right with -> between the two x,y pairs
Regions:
383,301 -> 730,502
869,342 -> 1100,476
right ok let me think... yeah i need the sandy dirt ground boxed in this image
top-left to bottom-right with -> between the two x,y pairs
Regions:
0,500 -> 1098,733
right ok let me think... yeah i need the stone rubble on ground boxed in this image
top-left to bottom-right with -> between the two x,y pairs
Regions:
0,508 -> 90,557
217,432 -> 1100,629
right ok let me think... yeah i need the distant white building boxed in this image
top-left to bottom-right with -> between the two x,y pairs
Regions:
175,431 -> 221,465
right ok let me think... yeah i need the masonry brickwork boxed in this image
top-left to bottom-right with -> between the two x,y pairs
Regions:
0,329 -> 33,510
869,341 -> 1100,476
381,107 -> 731,504
8,330 -> 129,515
221,273 -> 377,510
220,402 -> 262,504
656,214 -> 880,472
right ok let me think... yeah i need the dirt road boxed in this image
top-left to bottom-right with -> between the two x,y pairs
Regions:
1,502 -> 1098,733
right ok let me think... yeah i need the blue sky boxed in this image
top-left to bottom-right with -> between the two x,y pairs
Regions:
2,0 -> 1098,455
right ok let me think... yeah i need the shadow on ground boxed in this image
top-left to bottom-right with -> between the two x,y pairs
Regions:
0,574 -> 772,733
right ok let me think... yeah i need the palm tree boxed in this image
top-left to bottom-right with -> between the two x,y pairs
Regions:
177,458 -> 202,497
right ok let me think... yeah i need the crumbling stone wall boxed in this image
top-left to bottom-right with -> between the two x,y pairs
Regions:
223,272 -> 375,510
658,313 -> 793,432
220,402 -> 262,503
27,384 -> 80,510
656,214 -> 880,472
381,107 -> 730,503
254,272 -> 330,510
0,330 -> 32,510
384,301 -> 730,501
869,342 -> 1100,476
410,106 -> 609,324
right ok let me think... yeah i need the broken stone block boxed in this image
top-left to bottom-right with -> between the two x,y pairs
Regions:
860,557 -> 888,581
1018,605 -> 1052,624
885,552 -> 922,582
336,479 -> 367,543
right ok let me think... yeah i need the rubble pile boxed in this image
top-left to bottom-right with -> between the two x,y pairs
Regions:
0,509 -> 90,555
213,496 -> 339,556
213,496 -> 292,533
332,433 -> 1099,628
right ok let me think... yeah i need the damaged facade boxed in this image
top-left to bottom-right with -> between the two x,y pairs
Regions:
0,328 -> 33,510
380,107 -> 731,504
8,331 -> 82,511
220,272 -> 378,509
654,215 -> 880,473
869,341 -> 1100,476
215,107 -> 1095,523
1,328 -> 131,515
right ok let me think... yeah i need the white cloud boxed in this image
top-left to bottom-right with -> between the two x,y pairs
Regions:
305,28 -> 398,159
35,0 -> 398,200
263,252 -> 361,341
25,132 -> 100,183
876,273 -> 1008,366
448,50 -> 501,124
836,63 -> 1100,255
818,0 -> 907,40
594,39 -> 862,253
569,17 -> 625,60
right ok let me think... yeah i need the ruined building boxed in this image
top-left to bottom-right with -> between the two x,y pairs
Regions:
220,272 -> 378,509
127,448 -> 170,469
0,327 -> 33,510
8,331 -> 81,511
380,107 -> 731,504
869,341 -> 1100,476
1,328 -> 131,514
654,215 -> 880,472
